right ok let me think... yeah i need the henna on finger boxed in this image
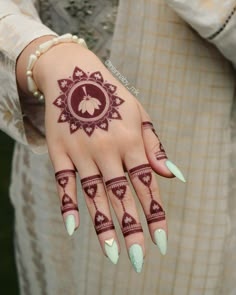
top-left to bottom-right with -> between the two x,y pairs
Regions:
55,169 -> 78,215
142,121 -> 167,161
81,175 -> 115,235
129,164 -> 166,224
53,67 -> 125,136
105,177 -> 143,237
55,169 -> 78,236
142,122 -> 186,182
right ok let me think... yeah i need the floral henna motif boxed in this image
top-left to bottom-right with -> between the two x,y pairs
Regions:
53,67 -> 125,136
129,164 -> 166,224
81,175 -> 115,235
55,169 -> 78,215
142,121 -> 167,160
105,177 -> 143,237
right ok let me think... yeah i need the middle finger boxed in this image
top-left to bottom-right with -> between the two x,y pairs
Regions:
97,155 -> 145,273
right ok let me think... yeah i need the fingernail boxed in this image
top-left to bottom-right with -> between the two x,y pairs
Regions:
65,214 -> 76,236
104,238 -> 119,265
165,159 -> 186,183
128,244 -> 144,273
154,229 -> 167,255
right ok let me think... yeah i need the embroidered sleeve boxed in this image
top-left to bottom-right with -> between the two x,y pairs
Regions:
0,0 -> 58,153
166,0 -> 236,67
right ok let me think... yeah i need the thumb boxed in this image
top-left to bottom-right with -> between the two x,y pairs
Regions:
137,102 -> 186,183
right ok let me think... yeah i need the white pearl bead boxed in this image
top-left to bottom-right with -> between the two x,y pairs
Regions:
35,50 -> 41,57
72,35 -> 78,41
27,76 -> 37,93
57,33 -> 73,42
26,70 -> 32,76
27,54 -> 37,70
38,95 -> 45,102
78,38 -> 88,48
38,40 -> 54,53
53,38 -> 59,44
33,91 -> 39,97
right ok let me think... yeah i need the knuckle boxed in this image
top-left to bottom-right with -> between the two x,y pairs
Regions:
122,132 -> 141,148
122,194 -> 136,207
138,188 -> 152,199
48,145 -> 66,163
94,135 -> 114,152
138,183 -> 160,199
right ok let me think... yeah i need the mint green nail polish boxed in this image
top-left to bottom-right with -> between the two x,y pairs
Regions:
129,244 -> 144,273
65,214 -> 75,236
104,238 -> 119,265
165,159 -> 186,183
154,229 -> 167,255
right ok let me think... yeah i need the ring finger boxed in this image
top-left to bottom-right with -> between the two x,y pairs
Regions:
125,149 -> 168,256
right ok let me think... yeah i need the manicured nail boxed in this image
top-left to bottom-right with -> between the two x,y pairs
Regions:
65,214 -> 76,236
154,229 -> 167,255
104,238 -> 119,265
128,244 -> 144,273
165,159 -> 186,183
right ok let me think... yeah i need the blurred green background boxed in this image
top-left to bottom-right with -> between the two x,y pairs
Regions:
0,131 -> 19,293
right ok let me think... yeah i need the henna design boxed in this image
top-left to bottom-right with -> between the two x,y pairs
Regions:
142,121 -> 167,160
105,177 -> 143,237
81,175 -> 115,235
129,164 -> 166,224
53,67 -> 125,136
55,169 -> 78,215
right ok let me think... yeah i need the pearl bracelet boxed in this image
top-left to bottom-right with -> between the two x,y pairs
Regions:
26,33 -> 88,102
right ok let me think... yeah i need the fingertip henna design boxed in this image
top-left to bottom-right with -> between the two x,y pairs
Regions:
53,67 -> 125,136
55,170 -> 78,215
105,177 -> 143,237
61,194 -> 78,214
142,122 -> 167,161
154,142 -> 168,161
81,175 -> 115,235
129,164 -> 166,224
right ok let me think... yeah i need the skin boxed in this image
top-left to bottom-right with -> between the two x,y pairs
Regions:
142,122 -> 168,160
16,35 -> 174,263
55,169 -> 79,228
53,66 -> 125,135
128,164 -> 166,226
81,175 -> 115,235
105,176 -> 143,238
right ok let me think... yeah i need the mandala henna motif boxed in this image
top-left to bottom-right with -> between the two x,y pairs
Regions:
81,175 -> 115,235
105,176 -> 143,237
142,121 -> 167,160
53,67 -> 125,136
129,164 -> 166,224
55,169 -> 78,215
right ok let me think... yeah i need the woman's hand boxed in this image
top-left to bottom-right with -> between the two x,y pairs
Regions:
20,40 -> 185,272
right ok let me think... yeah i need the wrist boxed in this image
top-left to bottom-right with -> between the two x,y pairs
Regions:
16,35 -> 57,97
23,33 -> 88,102
33,42 -> 88,94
